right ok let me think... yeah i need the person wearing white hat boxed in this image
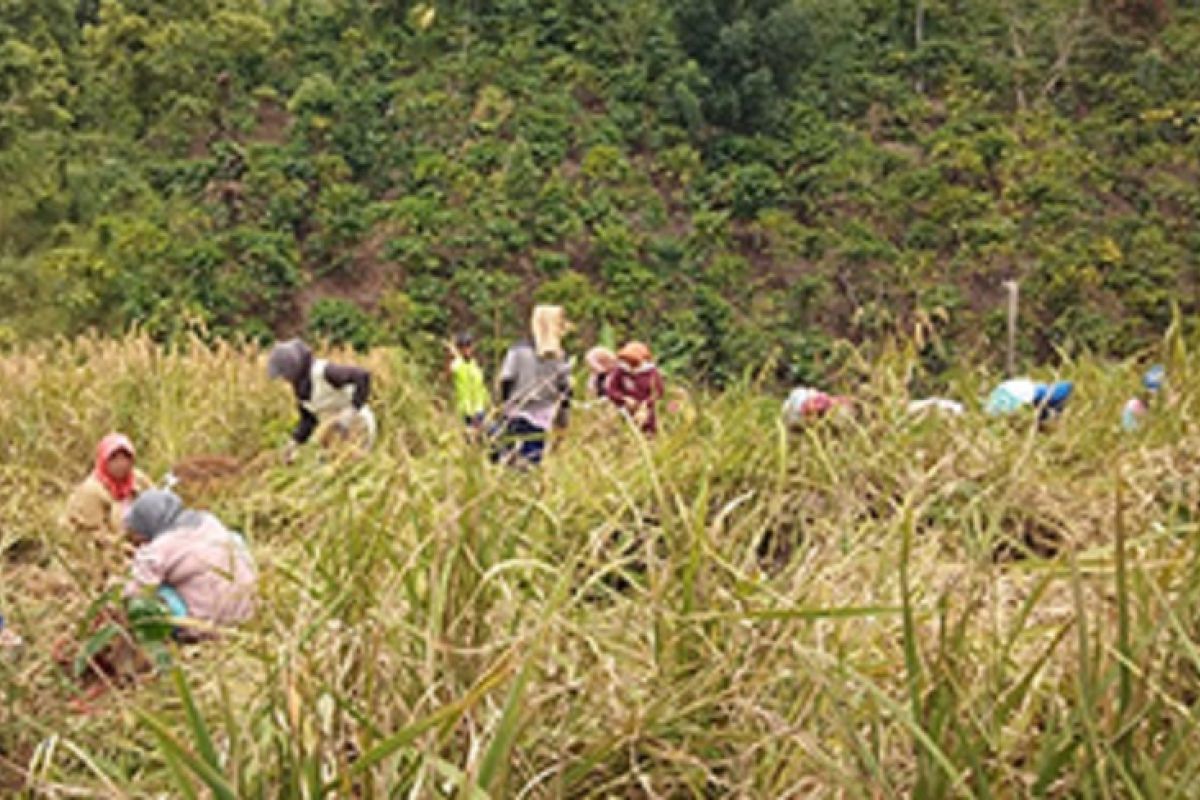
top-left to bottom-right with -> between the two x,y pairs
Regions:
493,306 -> 572,465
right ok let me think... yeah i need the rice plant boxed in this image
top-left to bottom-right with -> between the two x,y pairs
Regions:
2,333 -> 1200,797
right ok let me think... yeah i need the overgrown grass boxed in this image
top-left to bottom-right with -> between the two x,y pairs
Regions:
3,333 -> 1200,796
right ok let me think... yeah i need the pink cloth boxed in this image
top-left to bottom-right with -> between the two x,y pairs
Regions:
125,515 -> 256,627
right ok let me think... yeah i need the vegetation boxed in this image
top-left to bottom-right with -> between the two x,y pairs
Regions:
2,332 -> 1200,795
5,0 -> 1200,794
3,1 -> 1200,383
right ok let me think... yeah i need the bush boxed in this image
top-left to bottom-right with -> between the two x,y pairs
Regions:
307,297 -> 379,351
728,162 -> 784,220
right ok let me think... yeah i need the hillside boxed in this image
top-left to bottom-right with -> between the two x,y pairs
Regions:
2,334 -> 1200,795
3,1 -> 1200,385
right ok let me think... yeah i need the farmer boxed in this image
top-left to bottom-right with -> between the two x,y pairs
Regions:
986,378 -> 1073,421
64,433 -> 154,540
448,332 -> 490,431
123,490 -> 256,636
494,305 -> 573,466
781,387 -> 853,428
585,346 -> 619,400
1122,364 -> 1164,431
267,339 -> 376,463
605,341 -> 666,435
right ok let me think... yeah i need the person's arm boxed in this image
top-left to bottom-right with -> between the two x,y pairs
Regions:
64,482 -> 108,534
293,406 -> 319,445
124,540 -> 169,598
650,369 -> 665,403
498,349 -> 519,404
324,363 -> 371,408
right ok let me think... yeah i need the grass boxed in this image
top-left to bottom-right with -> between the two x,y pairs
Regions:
2,332 -> 1200,796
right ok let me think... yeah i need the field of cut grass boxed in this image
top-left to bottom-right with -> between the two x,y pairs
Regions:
3,333 -> 1200,797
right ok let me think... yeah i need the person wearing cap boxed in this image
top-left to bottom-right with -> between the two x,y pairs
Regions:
605,341 -> 666,435
447,332 -> 490,431
123,489 -> 256,637
1122,365 -> 1165,431
494,305 -> 573,465
64,433 -> 154,540
266,338 -> 376,463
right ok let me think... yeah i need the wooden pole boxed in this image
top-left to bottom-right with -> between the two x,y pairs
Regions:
1003,280 -> 1019,377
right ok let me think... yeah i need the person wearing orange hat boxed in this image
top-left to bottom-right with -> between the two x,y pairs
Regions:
605,341 -> 666,435
64,433 -> 154,540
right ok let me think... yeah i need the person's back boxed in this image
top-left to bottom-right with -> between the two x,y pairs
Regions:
268,339 -> 375,460
501,341 -> 571,430
128,514 -> 256,626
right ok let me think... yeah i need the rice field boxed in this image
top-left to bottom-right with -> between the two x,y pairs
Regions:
2,332 -> 1200,797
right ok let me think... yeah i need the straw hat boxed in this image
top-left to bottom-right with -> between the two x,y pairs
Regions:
617,341 -> 652,368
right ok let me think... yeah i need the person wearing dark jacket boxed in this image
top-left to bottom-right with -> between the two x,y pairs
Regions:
267,339 -> 376,462
605,341 -> 665,435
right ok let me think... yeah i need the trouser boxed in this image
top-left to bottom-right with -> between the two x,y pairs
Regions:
490,417 -> 548,465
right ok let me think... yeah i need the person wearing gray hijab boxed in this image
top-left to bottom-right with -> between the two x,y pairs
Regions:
266,338 -> 375,462
123,490 -> 257,630
124,490 -> 209,543
267,338 -> 313,384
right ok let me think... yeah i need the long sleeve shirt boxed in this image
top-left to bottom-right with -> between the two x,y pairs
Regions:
125,515 -> 257,627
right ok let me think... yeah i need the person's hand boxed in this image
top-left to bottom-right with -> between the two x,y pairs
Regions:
283,441 -> 298,465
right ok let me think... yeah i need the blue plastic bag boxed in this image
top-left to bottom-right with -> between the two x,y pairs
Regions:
156,586 -> 189,618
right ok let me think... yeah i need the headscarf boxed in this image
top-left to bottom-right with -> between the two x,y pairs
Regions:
94,433 -> 137,502
124,490 -> 207,541
585,346 -> 618,375
267,339 -> 313,384
617,341 -> 652,369
531,306 -> 567,359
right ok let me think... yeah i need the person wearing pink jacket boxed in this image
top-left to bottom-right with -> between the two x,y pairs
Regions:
123,490 -> 257,637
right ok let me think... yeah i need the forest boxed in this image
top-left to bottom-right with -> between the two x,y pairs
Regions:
3,0 -> 1199,383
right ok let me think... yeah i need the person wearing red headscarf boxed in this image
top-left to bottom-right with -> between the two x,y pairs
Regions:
64,434 -> 153,539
